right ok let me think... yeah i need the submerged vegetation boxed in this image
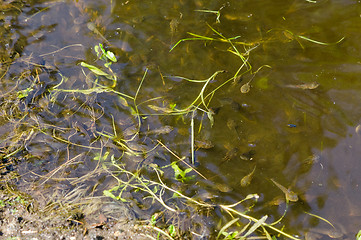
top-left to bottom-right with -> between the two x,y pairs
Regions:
66,35 -> 299,238
46,22 -> 342,239
1,29 -> 298,240
0,0 -> 351,239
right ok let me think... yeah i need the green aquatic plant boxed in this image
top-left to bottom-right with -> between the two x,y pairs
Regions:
139,70 -> 228,164
217,215 -> 269,240
165,24 -> 270,163
195,4 -> 225,24
17,86 -> 33,99
171,162 -> 195,183
32,14 -> 346,237
303,211 -> 343,238
103,157 -> 300,239
168,224 -> 177,238
94,43 -> 117,65
357,230 -> 361,240
49,71 -> 133,101
170,23 -> 256,52
5,27 -> 305,238
80,43 -> 118,87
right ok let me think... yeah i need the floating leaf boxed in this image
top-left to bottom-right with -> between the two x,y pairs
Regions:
106,51 -> 117,62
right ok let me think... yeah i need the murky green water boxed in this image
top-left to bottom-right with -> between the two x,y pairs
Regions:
1,0 -> 361,238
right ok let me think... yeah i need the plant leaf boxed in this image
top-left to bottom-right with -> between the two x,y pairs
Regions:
171,162 -> 182,179
94,45 -> 101,57
106,51 -> 117,62
99,43 -> 106,54
17,87 -> 33,99
243,215 -> 268,237
297,35 -> 345,46
357,230 -> 361,240
118,96 -> 129,107
184,168 -> 193,174
80,62 -> 111,77
217,218 -> 239,240
103,190 -> 117,200
168,225 -> 176,237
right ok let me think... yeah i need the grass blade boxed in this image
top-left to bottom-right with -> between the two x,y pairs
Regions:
216,218 -> 239,240
297,35 -> 345,45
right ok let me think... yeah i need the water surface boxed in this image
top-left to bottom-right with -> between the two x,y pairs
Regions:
1,0 -> 361,238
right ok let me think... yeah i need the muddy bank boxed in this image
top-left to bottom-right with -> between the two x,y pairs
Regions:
0,184 -> 156,239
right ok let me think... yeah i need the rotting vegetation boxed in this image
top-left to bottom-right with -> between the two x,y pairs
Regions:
0,2 -> 347,239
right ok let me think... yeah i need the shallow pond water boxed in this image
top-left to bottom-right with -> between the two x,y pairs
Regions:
1,0 -> 361,239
